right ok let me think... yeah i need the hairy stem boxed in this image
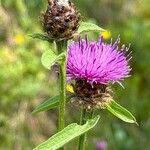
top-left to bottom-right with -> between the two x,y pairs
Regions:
78,108 -> 87,150
78,108 -> 94,150
56,40 -> 67,150
58,60 -> 66,131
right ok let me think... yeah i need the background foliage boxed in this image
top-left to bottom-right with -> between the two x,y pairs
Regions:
0,0 -> 150,149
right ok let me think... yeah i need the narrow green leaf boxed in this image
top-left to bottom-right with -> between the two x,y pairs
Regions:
32,94 -> 73,114
30,33 -> 53,42
77,21 -> 105,34
106,100 -> 137,124
41,50 -> 66,70
33,115 -> 100,150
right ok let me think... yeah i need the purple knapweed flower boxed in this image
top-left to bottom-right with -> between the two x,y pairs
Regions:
67,35 -> 131,85
96,140 -> 107,150
67,35 -> 131,109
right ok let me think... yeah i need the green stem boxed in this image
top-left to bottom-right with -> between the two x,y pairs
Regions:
78,109 -> 86,150
58,60 -> 66,131
56,40 -> 67,54
78,108 -> 94,150
56,40 -> 67,150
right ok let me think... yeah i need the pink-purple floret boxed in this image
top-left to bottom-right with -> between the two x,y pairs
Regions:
67,36 -> 132,85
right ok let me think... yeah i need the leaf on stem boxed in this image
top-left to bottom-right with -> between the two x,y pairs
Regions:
32,94 -> 73,114
41,50 -> 66,70
106,100 -> 138,125
33,115 -> 100,150
77,22 -> 105,34
29,33 -> 54,43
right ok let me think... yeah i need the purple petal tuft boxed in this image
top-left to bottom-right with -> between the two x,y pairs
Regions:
67,36 -> 131,84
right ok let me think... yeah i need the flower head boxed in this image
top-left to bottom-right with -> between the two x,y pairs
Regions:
67,35 -> 131,109
96,140 -> 107,150
42,0 -> 80,40
101,30 -> 111,40
67,35 -> 131,85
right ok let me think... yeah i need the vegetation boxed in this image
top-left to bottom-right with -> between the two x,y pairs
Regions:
0,0 -> 150,149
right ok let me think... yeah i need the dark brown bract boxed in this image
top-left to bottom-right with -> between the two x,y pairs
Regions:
42,0 -> 80,40
72,79 -> 113,109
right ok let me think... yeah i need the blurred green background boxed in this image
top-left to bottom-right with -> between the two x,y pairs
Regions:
0,0 -> 150,150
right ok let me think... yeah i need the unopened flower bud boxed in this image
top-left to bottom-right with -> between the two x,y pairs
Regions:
42,0 -> 80,40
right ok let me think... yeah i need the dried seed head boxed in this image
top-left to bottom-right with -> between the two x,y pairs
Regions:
42,0 -> 80,40
72,79 -> 113,110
